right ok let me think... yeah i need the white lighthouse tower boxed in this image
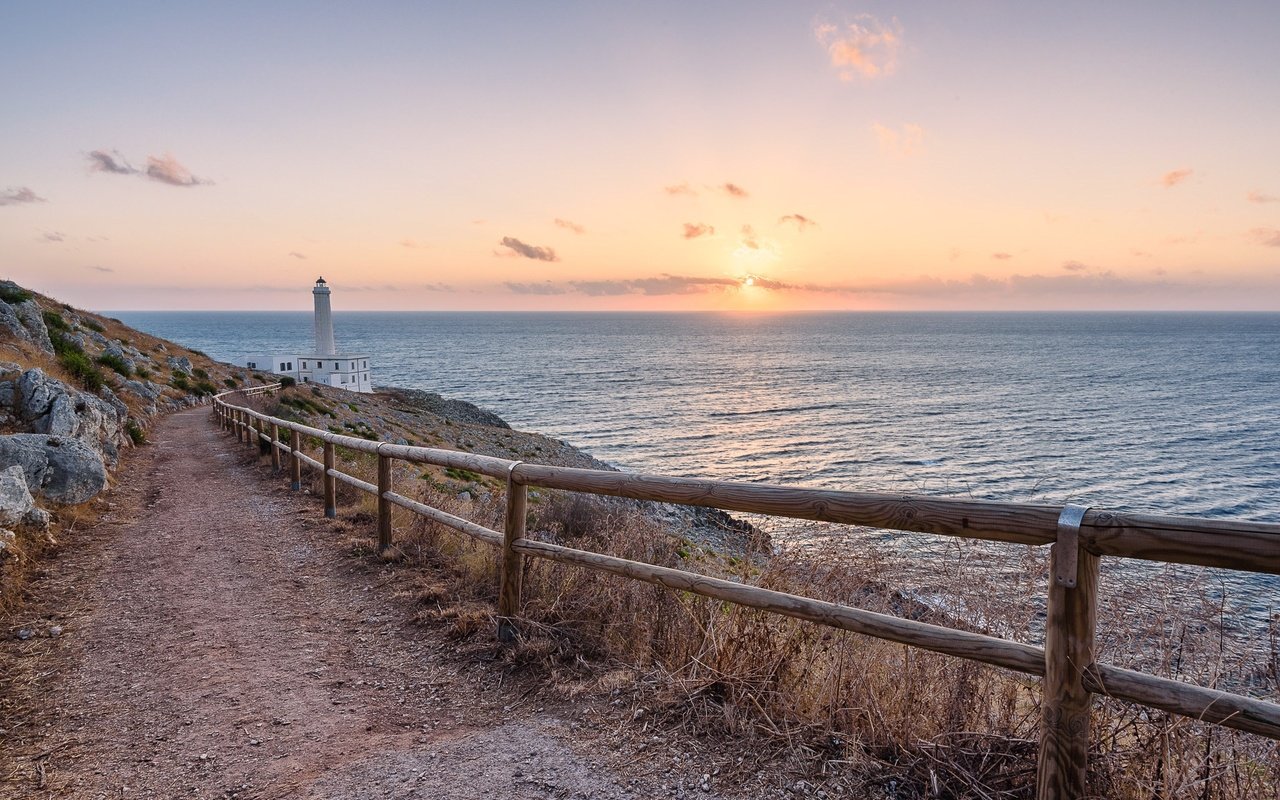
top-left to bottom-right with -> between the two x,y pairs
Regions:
313,276 -> 337,356
239,278 -> 374,393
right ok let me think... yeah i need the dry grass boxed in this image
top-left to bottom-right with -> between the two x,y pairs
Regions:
320,466 -> 1280,798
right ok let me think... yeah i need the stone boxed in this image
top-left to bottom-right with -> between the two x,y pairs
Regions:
0,433 -> 108,505
13,369 -> 127,465
0,465 -> 38,527
166,356 -> 193,375
14,300 -> 54,353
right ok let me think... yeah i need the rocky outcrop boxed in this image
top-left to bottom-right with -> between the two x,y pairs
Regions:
167,356 -> 193,375
0,434 -> 108,505
0,464 -> 50,528
0,293 -> 54,354
4,368 -> 129,465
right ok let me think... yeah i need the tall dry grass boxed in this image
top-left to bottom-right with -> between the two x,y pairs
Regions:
287,444 -> 1280,797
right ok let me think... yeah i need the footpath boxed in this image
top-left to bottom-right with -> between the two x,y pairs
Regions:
1,407 -> 728,799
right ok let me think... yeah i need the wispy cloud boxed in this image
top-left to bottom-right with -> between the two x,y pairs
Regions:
872,122 -> 924,157
721,182 -> 749,198
498,236 -> 559,262
88,265 -> 114,273
1,186 -> 46,206
664,183 -> 697,196
778,214 -> 818,231
682,222 -> 715,239
1161,168 -> 1193,188
505,281 -> 571,295
1247,190 -> 1279,204
1249,228 -> 1280,247
399,238 -> 426,249
89,149 -> 211,187
506,274 -> 740,297
740,225 -> 760,250
88,149 -> 136,175
1062,260 -> 1089,272
815,15 -> 903,80
991,252 -> 1013,260
554,218 -> 586,234
145,154 -> 210,187
288,251 -> 307,260
40,231 -> 66,243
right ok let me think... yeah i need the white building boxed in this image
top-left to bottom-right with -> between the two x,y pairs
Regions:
241,278 -> 374,393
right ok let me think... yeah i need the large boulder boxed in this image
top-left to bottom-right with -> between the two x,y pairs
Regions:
0,464 -> 49,528
166,356 -> 193,375
12,368 -> 128,464
0,294 -> 54,354
0,434 -> 107,505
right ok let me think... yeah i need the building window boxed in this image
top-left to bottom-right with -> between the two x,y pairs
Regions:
303,377 -> 309,382
302,361 -> 307,368
247,361 -> 256,369
317,361 -> 323,368
362,360 -> 367,368
279,362 -> 286,371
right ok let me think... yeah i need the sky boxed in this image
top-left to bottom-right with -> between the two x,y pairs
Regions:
2,1 -> 1279,312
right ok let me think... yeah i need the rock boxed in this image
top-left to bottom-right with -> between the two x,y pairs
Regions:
458,491 -> 472,501
0,465 -> 38,526
166,356 -> 193,375
12,369 -> 128,465
15,629 -> 33,641
48,625 -> 62,638
0,294 -> 55,354
0,434 -> 108,504
0,528 -> 14,554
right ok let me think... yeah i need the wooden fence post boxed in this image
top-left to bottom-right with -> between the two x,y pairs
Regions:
257,419 -> 270,457
377,449 -> 393,554
290,429 -> 302,490
498,464 -> 527,643
1037,506 -> 1100,799
269,423 -> 281,471
323,441 -> 337,518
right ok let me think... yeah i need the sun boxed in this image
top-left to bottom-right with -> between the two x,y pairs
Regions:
743,276 -> 755,287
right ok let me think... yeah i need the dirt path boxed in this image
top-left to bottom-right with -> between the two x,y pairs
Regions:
1,408 -> 735,799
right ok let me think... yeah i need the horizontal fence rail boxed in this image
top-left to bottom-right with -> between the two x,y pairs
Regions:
212,386 -> 1280,800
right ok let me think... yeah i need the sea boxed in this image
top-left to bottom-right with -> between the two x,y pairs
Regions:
115,311 -> 1280,638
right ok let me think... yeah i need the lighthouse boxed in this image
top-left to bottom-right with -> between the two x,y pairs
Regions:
239,278 -> 374,393
313,277 -> 336,356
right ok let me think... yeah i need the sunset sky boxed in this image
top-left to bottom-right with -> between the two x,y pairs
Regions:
3,2 -> 1279,311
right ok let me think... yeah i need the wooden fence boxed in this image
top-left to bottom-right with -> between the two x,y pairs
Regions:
213,385 -> 1280,799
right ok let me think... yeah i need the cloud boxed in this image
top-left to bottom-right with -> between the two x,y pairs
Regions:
991,252 -> 1013,260
1,186 -> 46,206
89,149 -> 211,187
683,222 -> 715,239
505,274 -> 741,297
1161,168 -> 1193,188
1247,190 -> 1279,204
873,122 -> 925,157
554,218 -> 585,234
288,251 -> 307,260
399,238 -> 426,249
779,214 -> 818,231
815,15 -> 903,80
498,236 -> 559,262
88,265 -> 114,273
1250,228 -> 1280,247
664,183 -> 698,196
88,149 -> 136,175
721,182 -> 749,198
145,154 -> 210,187
1062,260 -> 1089,272
505,281 -> 571,295
740,225 -> 760,249
40,231 -> 66,243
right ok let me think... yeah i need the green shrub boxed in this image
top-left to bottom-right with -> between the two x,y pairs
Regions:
135,366 -> 152,380
192,367 -> 209,380
280,376 -> 296,387
82,319 -> 105,333
224,377 -> 238,388
126,421 -> 146,445
58,350 -> 105,392
444,467 -> 482,483
0,284 -> 33,304
95,352 -> 132,377
170,371 -> 191,391
193,380 -> 218,396
311,386 -> 323,397
42,310 -> 70,332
